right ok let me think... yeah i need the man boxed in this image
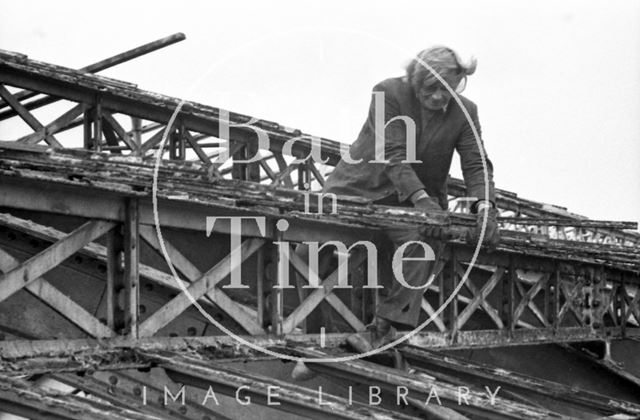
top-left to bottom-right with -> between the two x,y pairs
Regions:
323,46 -> 500,352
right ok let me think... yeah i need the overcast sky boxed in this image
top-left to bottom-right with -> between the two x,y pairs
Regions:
1,0 -> 639,225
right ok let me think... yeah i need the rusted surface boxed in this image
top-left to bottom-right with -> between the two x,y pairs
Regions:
401,345 -> 640,416
0,374 -> 167,420
0,33 -> 185,120
0,347 -> 150,376
281,347 -> 572,420
144,350 -> 421,420
0,49 -> 637,247
0,145 -> 637,273
53,369 -> 232,420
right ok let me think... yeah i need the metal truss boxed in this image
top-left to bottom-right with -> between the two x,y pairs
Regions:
0,39 -> 639,419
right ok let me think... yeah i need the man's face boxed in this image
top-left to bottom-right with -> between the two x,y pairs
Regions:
418,73 -> 462,111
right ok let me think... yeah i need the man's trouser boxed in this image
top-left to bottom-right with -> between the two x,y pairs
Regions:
294,226 -> 440,331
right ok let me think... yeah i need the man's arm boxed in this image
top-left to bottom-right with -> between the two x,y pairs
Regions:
455,102 -> 496,212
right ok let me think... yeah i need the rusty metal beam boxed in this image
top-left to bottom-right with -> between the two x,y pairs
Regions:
401,346 -> 640,416
0,346 -> 150,377
53,369 -> 231,420
0,219 -> 116,302
143,351 -> 421,420
284,347 -> 570,420
0,33 -> 186,120
0,84 -> 62,146
0,375 -> 165,420
0,49 -> 637,245
138,225 -> 264,335
0,247 -> 113,338
137,238 -> 264,337
1,146 -> 636,271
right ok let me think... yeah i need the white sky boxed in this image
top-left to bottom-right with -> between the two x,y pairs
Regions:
1,0 -> 639,225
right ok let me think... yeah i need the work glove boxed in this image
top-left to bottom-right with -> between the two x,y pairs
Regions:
466,206 -> 500,250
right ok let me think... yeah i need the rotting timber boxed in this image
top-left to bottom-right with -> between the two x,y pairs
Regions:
0,41 -> 639,420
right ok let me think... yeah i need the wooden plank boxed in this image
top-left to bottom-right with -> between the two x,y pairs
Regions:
138,238 -> 264,337
0,248 -> 113,338
0,84 -> 62,147
0,220 -> 116,303
138,226 -> 264,335
18,103 -> 83,144
282,252 -> 366,333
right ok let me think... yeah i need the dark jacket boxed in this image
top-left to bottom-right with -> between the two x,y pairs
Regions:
323,76 -> 495,209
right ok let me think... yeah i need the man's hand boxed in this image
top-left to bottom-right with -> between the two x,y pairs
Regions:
411,190 -> 442,212
466,205 -> 500,249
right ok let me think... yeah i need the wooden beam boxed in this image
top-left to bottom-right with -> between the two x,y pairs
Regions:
0,220 -> 115,303
138,238 -> 264,337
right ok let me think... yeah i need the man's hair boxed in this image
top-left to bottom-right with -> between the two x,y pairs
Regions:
406,46 -> 477,92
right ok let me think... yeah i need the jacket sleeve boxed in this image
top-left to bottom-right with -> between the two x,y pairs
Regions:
371,83 -> 425,202
455,103 -> 496,210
